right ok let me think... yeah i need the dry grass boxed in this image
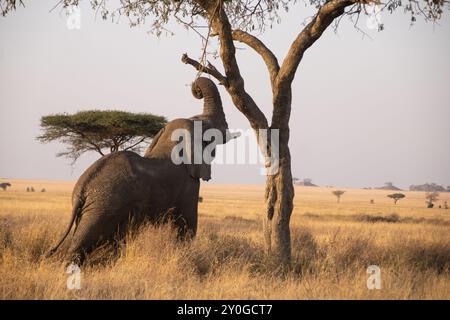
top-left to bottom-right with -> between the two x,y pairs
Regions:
0,180 -> 449,299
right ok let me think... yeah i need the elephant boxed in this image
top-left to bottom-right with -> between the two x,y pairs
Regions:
48,77 -> 237,264
47,153 -> 201,264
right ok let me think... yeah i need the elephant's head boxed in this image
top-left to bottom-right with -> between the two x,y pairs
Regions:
145,77 -> 239,181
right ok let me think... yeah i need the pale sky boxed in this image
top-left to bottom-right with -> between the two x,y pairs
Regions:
0,1 -> 449,188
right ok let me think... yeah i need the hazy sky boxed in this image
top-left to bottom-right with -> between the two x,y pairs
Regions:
0,1 -> 449,188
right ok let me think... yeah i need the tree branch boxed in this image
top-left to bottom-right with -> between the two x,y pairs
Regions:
181,53 -> 228,86
231,29 -> 280,85
123,136 -> 147,151
277,0 -> 357,85
192,0 -> 268,131
70,128 -> 106,157
269,0 -> 358,131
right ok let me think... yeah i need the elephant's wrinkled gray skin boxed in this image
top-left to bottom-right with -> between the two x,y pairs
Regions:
48,77 -> 233,264
48,153 -> 199,264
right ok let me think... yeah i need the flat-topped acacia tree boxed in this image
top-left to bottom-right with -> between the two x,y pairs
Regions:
2,0 -> 448,268
387,193 -> 405,204
38,110 -> 167,163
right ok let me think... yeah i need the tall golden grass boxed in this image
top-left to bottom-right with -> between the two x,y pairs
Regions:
0,180 -> 449,299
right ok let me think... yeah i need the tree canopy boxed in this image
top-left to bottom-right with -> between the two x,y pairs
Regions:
1,1 -> 448,33
332,190 -> 345,202
425,191 -> 439,203
37,110 -> 167,162
387,193 -> 405,204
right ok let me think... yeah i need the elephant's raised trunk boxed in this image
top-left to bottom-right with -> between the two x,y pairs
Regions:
191,77 -> 227,130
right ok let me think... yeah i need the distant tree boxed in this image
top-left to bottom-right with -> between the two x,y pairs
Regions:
387,193 -> 405,205
30,187 -> 35,192
37,110 -> 166,163
447,186 -> 450,192
332,190 -> 345,203
292,177 -> 299,184
425,192 -> 439,208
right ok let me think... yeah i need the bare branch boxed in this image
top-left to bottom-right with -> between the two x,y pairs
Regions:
48,0 -> 63,13
267,0 -> 358,130
174,11 -> 208,41
277,0 -> 357,85
231,29 -> 280,85
181,53 -> 228,86
122,136 -> 147,151
193,0 -> 269,131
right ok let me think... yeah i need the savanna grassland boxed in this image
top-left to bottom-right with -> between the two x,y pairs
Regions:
0,179 -> 449,299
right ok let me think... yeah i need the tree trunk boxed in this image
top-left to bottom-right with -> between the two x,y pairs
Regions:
260,79 -> 295,269
263,128 -> 294,268
263,147 -> 294,268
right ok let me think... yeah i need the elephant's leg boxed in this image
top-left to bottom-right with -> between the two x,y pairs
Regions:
173,180 -> 200,240
67,212 -> 128,265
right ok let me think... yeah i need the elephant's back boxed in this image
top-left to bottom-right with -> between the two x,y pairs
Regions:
72,151 -> 140,202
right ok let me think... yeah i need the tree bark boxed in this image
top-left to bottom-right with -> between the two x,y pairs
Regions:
263,80 -> 295,268
263,142 -> 294,268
